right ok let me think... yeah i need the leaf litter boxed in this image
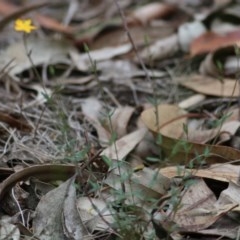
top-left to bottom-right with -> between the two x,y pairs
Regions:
1,0 -> 240,239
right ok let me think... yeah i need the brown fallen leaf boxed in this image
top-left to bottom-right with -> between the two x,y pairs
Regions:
35,14 -> 73,35
155,178 -> 237,234
141,104 -> 240,163
179,74 -> 240,97
190,30 -> 240,56
0,111 -> 32,132
176,203 -> 237,231
173,179 -> 217,231
159,164 -> 240,184
140,104 -> 187,139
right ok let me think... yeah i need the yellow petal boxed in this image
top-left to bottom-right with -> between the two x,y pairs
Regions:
14,19 -> 37,33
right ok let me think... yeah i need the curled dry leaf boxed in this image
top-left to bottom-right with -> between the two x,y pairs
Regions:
199,51 -> 219,77
81,98 -> 110,146
0,164 -> 81,202
141,103 -> 240,163
109,106 -> 135,138
63,178 -> 90,239
219,121 -> 240,142
200,45 -> 240,77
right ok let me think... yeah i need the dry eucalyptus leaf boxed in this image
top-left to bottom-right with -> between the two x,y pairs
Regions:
33,177 -> 76,239
159,164 -> 240,184
33,175 -> 91,240
141,104 -> 187,139
77,197 -> 114,232
81,98 -> 110,146
63,178 -> 90,240
110,106 -> 135,138
141,103 -> 240,163
70,44 -> 132,71
172,179 -> 219,231
0,216 -> 20,240
219,121 -> 240,142
101,128 -> 147,160
0,37 -> 73,77
187,127 -> 222,143
217,181 -> 240,206
179,74 -> 240,97
129,2 -> 177,25
104,164 -> 170,205
139,34 -> 179,61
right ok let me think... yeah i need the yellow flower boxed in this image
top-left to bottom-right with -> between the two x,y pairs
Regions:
14,19 -> 37,33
